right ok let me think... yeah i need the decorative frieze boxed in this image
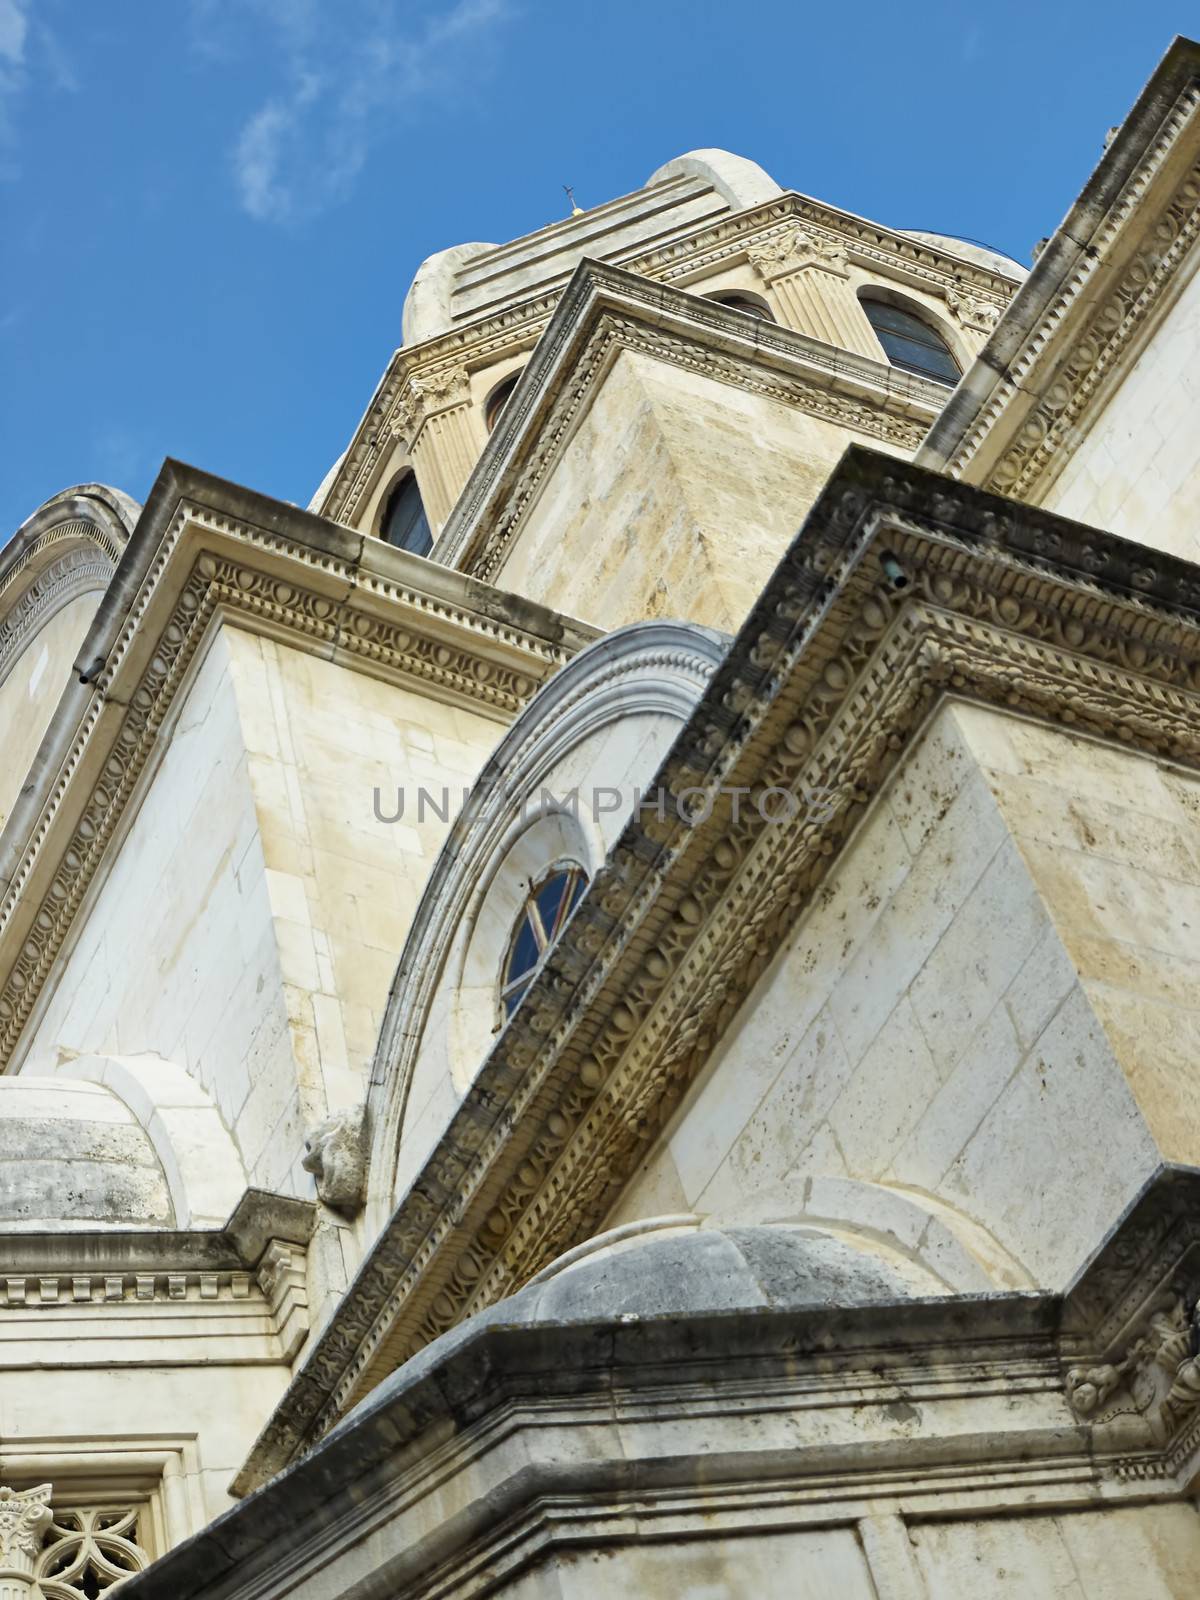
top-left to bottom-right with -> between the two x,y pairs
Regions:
925,78 -> 1200,495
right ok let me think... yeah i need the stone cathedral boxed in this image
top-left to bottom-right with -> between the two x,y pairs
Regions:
3,31 -> 1200,1600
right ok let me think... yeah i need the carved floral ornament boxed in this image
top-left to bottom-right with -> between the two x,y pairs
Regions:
235,450 -> 1200,1491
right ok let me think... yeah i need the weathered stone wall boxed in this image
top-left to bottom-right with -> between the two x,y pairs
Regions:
224,630 -> 501,1131
1038,257 -> 1200,558
16,625 -> 503,1201
0,1362 -> 289,1523
609,700 -> 1200,1290
495,349 -> 908,632
501,1505 -> 1200,1598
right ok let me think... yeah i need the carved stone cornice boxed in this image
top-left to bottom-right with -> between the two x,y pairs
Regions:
921,41 -> 1200,498
234,447 -> 1200,1492
433,259 -> 945,583
318,193 -> 1022,527
0,465 -> 595,1073
0,1193 -> 315,1358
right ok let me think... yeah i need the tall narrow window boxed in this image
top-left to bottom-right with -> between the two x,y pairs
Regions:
500,864 -> 588,1017
380,472 -> 432,556
860,297 -> 960,384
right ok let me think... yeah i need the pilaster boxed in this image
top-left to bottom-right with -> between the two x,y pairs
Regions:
748,227 -> 881,358
395,366 -> 479,531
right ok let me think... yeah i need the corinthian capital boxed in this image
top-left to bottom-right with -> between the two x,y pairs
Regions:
390,364 -> 470,444
0,1484 -> 53,1582
748,227 -> 848,279
944,287 -> 1003,333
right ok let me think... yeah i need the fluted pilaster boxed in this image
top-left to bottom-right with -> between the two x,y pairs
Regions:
392,365 -> 480,531
748,228 -> 881,360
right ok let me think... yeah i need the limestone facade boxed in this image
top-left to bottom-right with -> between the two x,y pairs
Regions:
4,32 -> 1200,1600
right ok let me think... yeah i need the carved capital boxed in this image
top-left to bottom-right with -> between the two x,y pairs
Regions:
748,227 -> 848,280
302,1104 -> 367,1216
944,286 -> 1003,334
391,365 -> 470,443
0,1484 -> 52,1583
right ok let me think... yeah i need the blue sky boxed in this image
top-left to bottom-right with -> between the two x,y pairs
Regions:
0,1 -> 1192,538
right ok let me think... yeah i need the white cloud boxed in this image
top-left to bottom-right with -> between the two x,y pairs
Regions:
0,1 -> 77,177
0,0 -> 28,176
209,0 -> 511,224
0,0 -> 28,65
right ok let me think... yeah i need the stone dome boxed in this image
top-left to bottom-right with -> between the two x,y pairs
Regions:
900,229 -> 1027,279
0,1078 -> 174,1230
518,1216 -> 947,1322
355,1216 -> 950,1417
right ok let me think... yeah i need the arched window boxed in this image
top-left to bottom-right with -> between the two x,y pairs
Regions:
705,290 -> 775,321
485,371 -> 522,433
380,471 -> 432,556
500,863 -> 588,1017
860,296 -> 960,384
